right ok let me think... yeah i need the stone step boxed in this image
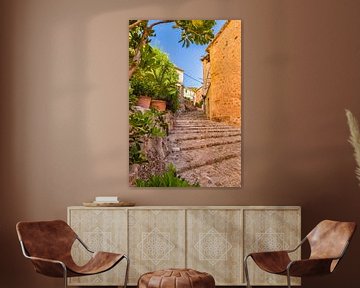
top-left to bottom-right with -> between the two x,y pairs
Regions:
166,142 -> 240,173
170,135 -> 241,151
174,123 -> 233,128
175,121 -> 227,124
176,114 -> 207,120
177,113 -> 206,116
179,157 -> 241,187
170,128 -> 240,134
168,131 -> 241,142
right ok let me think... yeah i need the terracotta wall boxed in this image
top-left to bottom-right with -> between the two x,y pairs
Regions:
1,0 -> 360,288
207,20 -> 241,126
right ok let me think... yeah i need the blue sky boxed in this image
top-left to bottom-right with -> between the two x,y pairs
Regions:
149,20 -> 226,88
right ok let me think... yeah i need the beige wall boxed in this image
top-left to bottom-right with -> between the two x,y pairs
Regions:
1,0 -> 360,288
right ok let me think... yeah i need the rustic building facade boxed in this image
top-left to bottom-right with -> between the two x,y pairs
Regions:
194,87 -> 203,106
202,20 -> 241,126
175,66 -> 185,111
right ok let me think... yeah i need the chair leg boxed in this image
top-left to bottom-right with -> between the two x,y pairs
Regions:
123,255 -> 130,288
286,269 -> 291,288
62,264 -> 68,288
244,255 -> 252,288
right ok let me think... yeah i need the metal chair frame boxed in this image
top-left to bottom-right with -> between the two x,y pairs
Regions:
244,237 -> 350,288
19,233 -> 129,288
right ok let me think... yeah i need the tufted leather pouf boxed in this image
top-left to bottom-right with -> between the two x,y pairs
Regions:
138,268 -> 215,288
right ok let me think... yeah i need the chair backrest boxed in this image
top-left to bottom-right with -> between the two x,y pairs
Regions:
16,220 -> 77,261
307,220 -> 356,260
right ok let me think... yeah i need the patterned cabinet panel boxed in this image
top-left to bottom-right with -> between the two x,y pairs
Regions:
67,206 -> 301,286
243,209 -> 301,286
128,209 -> 186,284
68,208 -> 127,286
187,209 -> 243,285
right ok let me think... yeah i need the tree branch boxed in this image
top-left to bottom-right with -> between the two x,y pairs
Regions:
129,20 -> 143,30
129,28 -> 149,79
149,20 -> 174,29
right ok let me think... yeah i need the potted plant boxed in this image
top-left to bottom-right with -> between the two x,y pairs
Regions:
130,74 -> 153,108
147,62 -> 179,112
130,47 -> 180,112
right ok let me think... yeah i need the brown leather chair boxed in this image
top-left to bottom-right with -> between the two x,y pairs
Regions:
244,220 -> 356,288
16,220 -> 129,288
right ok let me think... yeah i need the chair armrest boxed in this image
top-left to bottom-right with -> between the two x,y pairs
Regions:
245,237 -> 306,259
76,236 -> 94,253
26,255 -> 64,265
26,255 -> 67,277
287,258 -> 336,277
19,240 -> 67,277
286,237 -> 307,253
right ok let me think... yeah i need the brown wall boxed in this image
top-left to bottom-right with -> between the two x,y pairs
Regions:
1,0 -> 360,287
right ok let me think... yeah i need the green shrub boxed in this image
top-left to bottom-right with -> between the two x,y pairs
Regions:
135,164 -> 199,187
129,109 -> 167,164
195,99 -> 203,108
129,84 -> 139,109
129,47 -> 180,112
130,73 -> 156,97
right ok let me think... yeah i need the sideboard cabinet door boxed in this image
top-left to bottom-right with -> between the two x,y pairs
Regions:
68,208 -> 127,286
187,209 -> 243,285
128,209 -> 186,284
243,208 -> 301,286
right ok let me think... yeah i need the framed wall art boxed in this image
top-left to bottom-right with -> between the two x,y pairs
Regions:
129,20 -> 241,187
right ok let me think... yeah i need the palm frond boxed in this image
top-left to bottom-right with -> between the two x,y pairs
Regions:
345,109 -> 360,185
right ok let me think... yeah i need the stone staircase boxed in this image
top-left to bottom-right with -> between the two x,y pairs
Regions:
166,111 -> 241,187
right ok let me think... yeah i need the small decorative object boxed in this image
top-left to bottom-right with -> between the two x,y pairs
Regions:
82,196 -> 135,207
94,196 -> 119,203
345,109 -> 360,185
83,201 -> 135,207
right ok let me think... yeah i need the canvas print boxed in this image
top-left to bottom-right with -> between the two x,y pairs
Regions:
129,20 -> 241,187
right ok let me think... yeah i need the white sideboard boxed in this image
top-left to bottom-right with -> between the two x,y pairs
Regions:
67,206 -> 301,286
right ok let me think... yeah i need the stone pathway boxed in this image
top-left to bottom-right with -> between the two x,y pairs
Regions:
166,110 -> 241,187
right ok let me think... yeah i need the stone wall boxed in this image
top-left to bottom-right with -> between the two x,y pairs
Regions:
194,88 -> 202,105
206,20 -> 241,126
129,111 -> 174,186
201,55 -> 211,116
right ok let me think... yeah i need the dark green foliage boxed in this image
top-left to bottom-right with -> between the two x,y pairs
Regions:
129,109 -> 167,164
130,73 -> 156,98
135,164 -> 199,187
129,140 -> 147,164
173,20 -> 216,47
144,48 -> 179,101
168,92 -> 180,113
129,47 -> 180,112
128,85 -> 138,108
195,99 -> 204,108
128,20 -> 152,65
128,20 -> 216,78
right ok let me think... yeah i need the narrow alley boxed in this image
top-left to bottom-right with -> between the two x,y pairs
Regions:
166,111 -> 241,187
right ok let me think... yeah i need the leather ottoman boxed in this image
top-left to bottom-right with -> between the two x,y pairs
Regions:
138,268 -> 215,288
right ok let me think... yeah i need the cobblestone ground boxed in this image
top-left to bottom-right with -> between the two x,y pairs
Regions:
166,110 -> 241,187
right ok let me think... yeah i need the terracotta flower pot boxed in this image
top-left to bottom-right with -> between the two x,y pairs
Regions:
136,96 -> 152,108
150,99 -> 167,111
